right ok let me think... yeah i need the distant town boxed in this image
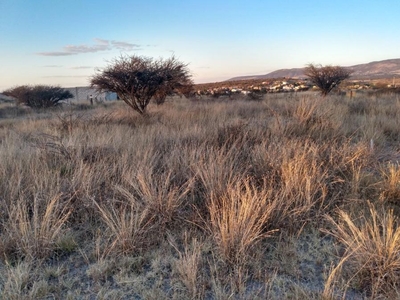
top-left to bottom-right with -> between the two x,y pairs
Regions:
192,78 -> 382,99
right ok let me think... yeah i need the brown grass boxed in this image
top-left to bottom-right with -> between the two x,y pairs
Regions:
325,202 -> 400,298
2,194 -> 71,260
1,93 -> 400,298
379,162 -> 400,205
207,179 -> 277,265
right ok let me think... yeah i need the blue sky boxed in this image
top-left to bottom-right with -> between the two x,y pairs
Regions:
0,0 -> 399,90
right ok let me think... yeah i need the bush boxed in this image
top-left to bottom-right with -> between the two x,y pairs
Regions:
3,85 -> 73,108
90,55 -> 193,114
304,64 -> 352,96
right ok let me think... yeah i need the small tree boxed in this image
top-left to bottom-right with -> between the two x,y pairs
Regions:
304,64 -> 352,96
90,55 -> 193,114
3,85 -> 73,108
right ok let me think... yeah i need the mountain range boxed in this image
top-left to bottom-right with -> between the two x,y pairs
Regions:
228,58 -> 400,81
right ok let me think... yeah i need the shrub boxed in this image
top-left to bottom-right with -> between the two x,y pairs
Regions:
304,64 -> 352,96
3,85 -> 73,108
90,55 -> 193,114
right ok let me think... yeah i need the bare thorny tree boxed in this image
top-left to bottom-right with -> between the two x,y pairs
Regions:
3,85 -> 73,108
90,55 -> 193,114
304,64 -> 352,96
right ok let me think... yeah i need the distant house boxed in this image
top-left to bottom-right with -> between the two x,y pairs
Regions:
105,92 -> 118,101
65,87 -> 118,102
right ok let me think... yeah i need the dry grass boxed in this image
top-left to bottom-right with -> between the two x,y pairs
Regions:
120,159 -> 194,226
325,202 -> 400,298
1,93 -> 400,298
1,194 -> 72,260
93,197 -> 155,256
207,179 -> 277,265
169,232 -> 204,299
379,162 -> 400,205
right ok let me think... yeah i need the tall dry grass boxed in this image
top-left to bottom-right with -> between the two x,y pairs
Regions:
207,179 -> 277,265
0,93 -> 400,298
119,157 -> 194,227
2,194 -> 72,260
325,202 -> 400,298
169,232 -> 204,299
379,162 -> 400,205
93,196 -> 155,256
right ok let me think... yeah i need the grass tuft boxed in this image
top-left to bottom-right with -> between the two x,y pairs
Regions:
325,201 -> 400,298
207,179 -> 277,265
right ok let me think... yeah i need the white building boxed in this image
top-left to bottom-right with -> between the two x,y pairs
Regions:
65,87 -> 118,102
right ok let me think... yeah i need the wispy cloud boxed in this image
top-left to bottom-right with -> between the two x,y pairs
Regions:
94,38 -> 109,45
42,75 -> 89,78
111,41 -> 141,51
37,38 -> 143,57
39,52 -> 76,57
69,66 -> 93,69
63,43 -> 110,54
43,65 -> 63,68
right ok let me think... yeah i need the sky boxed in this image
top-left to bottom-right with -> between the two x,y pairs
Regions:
0,0 -> 399,90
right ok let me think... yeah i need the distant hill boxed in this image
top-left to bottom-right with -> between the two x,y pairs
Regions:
228,58 -> 400,81
350,59 -> 400,79
229,68 -> 305,81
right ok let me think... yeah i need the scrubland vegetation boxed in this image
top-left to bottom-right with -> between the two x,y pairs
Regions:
0,91 -> 400,299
